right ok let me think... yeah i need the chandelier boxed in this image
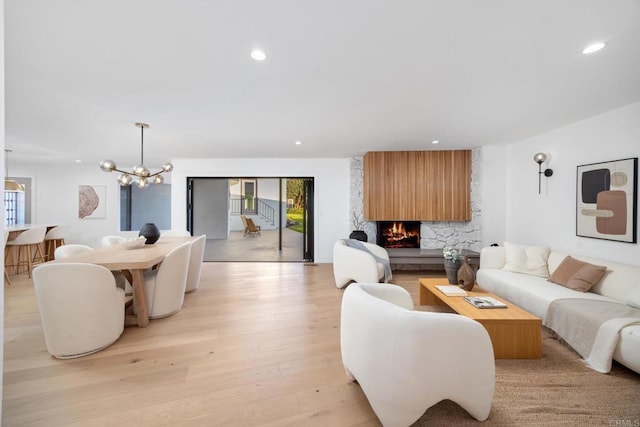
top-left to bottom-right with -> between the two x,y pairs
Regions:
100,122 -> 173,188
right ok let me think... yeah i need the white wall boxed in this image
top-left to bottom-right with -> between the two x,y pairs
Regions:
171,158 -> 351,263
482,101 -> 640,266
480,144 -> 508,247
9,163 -> 137,247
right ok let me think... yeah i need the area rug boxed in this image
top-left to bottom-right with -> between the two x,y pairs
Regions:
413,327 -> 640,426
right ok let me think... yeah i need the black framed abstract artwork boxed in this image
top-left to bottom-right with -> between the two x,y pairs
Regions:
576,157 -> 638,243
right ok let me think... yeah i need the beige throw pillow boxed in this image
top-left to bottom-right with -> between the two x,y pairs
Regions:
548,255 -> 607,292
548,256 -> 585,285
502,242 -> 550,278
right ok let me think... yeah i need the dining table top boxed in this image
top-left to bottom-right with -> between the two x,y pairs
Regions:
54,236 -> 196,270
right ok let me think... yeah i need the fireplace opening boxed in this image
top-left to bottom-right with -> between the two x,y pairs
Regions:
376,221 -> 420,249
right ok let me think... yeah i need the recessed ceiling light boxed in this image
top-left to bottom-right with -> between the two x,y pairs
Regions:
432,140 -> 439,144
295,140 -> 302,146
582,42 -> 605,54
251,50 -> 266,61
75,159 -> 82,163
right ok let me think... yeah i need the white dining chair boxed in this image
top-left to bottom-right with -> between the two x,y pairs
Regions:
54,244 -> 129,291
142,241 -> 191,318
6,226 -> 47,277
185,234 -> 206,293
32,263 -> 125,358
54,244 -> 93,259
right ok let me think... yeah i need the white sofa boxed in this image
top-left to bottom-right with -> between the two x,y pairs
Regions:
341,283 -> 495,426
476,245 -> 640,374
333,239 -> 390,288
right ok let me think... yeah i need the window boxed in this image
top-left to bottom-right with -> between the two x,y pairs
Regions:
3,177 -> 30,226
242,179 -> 257,214
4,191 -> 23,225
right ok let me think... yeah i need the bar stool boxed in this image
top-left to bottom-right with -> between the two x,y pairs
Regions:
4,230 -> 12,285
44,226 -> 66,261
6,227 -> 47,278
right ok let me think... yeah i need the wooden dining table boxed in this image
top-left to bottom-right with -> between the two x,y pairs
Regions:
55,236 -> 195,327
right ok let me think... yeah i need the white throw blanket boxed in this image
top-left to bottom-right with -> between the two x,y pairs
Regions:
544,299 -> 640,373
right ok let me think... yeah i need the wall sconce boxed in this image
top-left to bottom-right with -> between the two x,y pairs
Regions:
533,152 -> 553,194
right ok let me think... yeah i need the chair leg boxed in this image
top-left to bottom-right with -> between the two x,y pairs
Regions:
35,243 -> 45,265
4,246 -> 13,277
4,267 -> 12,286
15,246 -> 22,275
26,245 -> 33,278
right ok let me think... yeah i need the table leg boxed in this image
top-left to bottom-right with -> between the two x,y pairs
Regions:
419,281 -> 446,306
129,269 -> 150,327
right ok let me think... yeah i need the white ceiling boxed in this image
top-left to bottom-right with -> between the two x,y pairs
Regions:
5,0 -> 640,168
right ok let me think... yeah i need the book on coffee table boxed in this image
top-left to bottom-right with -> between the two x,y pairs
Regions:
435,285 -> 468,296
464,296 -> 508,309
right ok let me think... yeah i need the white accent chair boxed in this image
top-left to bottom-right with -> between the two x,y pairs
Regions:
32,263 -> 125,359
161,229 -> 191,237
54,244 -> 93,259
341,283 -> 495,426
142,241 -> 191,318
333,239 -> 390,288
101,235 -> 126,247
185,234 -> 206,293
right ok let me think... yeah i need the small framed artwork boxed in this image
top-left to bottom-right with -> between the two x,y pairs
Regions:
79,185 -> 107,219
576,157 -> 638,243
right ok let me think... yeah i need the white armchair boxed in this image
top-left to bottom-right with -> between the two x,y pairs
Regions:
333,239 -> 390,288
341,283 -> 495,426
185,234 -> 206,293
32,263 -> 125,359
142,241 -> 191,318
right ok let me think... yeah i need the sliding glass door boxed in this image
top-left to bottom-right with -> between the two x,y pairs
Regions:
186,177 -> 314,262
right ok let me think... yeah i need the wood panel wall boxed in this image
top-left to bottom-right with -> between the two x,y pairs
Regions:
363,150 -> 471,221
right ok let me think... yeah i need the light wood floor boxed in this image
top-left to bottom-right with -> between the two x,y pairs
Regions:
3,262 -> 441,426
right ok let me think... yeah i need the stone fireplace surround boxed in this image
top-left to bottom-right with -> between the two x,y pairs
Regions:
349,151 -> 482,269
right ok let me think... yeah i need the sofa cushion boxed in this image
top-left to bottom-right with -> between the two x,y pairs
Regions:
502,242 -> 550,278
566,263 -> 607,292
626,289 -> 640,309
548,256 -> 607,292
476,268 -> 617,321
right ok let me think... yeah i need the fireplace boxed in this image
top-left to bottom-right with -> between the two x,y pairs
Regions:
376,221 -> 420,249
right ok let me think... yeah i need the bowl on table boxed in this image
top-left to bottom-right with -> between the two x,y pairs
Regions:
121,236 -> 147,249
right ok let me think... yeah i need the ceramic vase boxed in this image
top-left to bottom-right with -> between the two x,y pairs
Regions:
457,256 -> 475,291
349,230 -> 367,242
139,223 -> 160,245
444,258 -> 462,285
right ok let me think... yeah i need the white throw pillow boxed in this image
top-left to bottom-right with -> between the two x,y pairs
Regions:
502,242 -> 551,278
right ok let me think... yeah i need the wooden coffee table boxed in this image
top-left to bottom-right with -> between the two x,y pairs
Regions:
419,277 -> 541,359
